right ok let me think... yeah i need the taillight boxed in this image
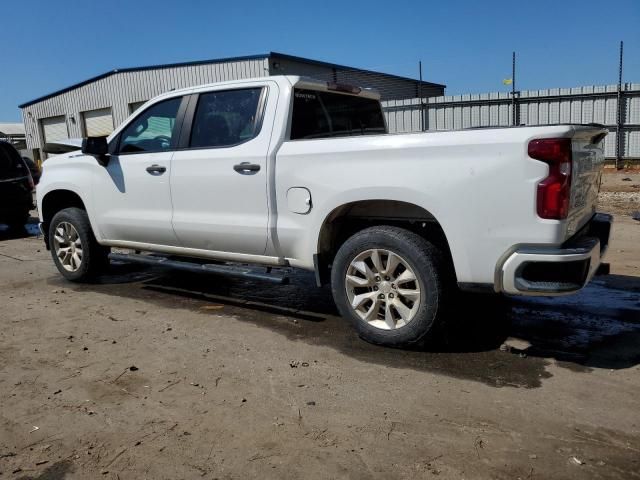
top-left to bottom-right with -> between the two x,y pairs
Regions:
529,138 -> 572,220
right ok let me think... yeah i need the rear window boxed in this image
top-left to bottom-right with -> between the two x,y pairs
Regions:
0,143 -> 28,180
290,88 -> 386,140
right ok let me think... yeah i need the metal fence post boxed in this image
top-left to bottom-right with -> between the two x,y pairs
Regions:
616,41 -> 624,169
419,61 -> 426,132
511,52 -> 517,126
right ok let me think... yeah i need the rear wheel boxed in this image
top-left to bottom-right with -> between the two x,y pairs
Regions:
331,226 -> 449,347
49,207 -> 109,281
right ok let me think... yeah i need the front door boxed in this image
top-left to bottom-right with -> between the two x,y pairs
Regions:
170,86 -> 272,255
92,96 -> 185,246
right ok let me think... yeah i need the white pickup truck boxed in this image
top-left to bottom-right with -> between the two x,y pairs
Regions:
37,75 -> 612,346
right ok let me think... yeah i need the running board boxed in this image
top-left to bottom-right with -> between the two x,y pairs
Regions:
108,253 -> 289,284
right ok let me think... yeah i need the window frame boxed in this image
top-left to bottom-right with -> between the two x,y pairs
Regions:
110,95 -> 189,156
177,86 -> 268,151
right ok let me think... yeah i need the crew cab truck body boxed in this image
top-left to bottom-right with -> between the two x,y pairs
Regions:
37,75 -> 611,346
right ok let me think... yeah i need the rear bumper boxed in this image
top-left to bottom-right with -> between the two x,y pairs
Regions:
498,213 -> 612,296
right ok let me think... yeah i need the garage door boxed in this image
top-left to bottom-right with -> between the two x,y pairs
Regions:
41,116 -> 68,143
83,108 -> 114,137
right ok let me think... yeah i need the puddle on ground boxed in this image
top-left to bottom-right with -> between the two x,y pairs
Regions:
52,264 -> 640,389
509,277 -> 640,370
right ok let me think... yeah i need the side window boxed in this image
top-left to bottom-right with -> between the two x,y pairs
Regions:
189,88 -> 263,149
118,97 -> 182,154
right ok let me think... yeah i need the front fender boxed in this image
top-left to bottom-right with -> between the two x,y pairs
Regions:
36,156 -> 104,243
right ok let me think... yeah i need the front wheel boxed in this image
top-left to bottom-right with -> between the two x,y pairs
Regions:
49,207 -> 109,282
331,226 -> 449,347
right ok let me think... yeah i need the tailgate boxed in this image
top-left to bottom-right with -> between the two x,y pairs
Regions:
566,126 -> 608,237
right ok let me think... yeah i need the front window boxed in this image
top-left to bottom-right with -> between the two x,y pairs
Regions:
290,88 -> 386,140
118,97 -> 182,153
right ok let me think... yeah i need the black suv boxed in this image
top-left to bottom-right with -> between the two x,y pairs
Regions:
0,141 -> 34,227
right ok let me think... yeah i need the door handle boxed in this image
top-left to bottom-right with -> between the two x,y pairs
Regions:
233,162 -> 261,174
146,164 -> 166,175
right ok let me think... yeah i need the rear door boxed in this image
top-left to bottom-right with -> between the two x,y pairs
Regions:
170,84 -> 273,255
92,95 -> 187,246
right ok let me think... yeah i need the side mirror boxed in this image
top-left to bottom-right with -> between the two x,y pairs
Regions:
81,137 -> 109,166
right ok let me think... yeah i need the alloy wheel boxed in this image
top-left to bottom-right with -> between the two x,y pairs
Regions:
344,249 -> 421,330
53,222 -> 83,272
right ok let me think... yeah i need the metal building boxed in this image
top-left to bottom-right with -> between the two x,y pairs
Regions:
19,52 -> 445,160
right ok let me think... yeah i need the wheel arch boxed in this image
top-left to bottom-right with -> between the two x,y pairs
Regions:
41,189 -> 88,249
314,199 -> 456,286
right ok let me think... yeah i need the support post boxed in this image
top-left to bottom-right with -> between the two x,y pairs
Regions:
511,51 -> 517,126
419,60 -> 425,132
616,41 -> 624,169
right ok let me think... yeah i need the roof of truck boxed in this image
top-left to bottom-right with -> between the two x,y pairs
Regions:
163,75 -> 381,100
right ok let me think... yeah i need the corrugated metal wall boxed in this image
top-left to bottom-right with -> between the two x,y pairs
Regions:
21,58 -> 270,151
382,83 -> 640,159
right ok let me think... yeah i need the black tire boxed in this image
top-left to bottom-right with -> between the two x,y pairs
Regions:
49,207 -> 109,282
331,226 -> 449,347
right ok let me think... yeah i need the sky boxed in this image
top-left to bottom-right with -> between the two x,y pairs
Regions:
1,0 -> 638,121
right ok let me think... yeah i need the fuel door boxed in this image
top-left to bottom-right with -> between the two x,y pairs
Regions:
287,187 -> 312,214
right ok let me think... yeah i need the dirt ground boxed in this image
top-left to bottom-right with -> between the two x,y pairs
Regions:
1,180 -> 639,479
599,170 -> 640,217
